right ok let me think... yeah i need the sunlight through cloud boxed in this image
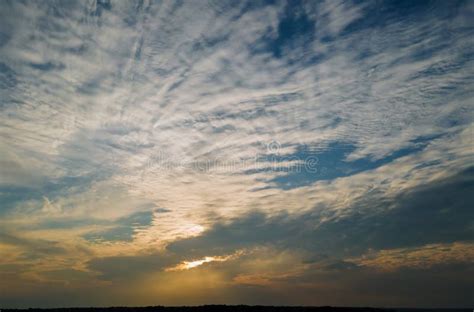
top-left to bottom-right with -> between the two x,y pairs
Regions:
166,255 -> 232,272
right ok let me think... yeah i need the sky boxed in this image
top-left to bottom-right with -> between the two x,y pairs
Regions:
0,0 -> 473,308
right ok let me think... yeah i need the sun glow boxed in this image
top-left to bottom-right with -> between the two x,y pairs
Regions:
166,254 -> 234,272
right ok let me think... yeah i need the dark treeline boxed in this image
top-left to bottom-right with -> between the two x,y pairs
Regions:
3,306 -> 470,312
0,306 -> 395,312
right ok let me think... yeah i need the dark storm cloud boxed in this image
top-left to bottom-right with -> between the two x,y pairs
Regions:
87,252 -> 175,281
83,209 -> 155,242
278,262 -> 474,307
169,167 -> 474,258
0,231 -> 66,257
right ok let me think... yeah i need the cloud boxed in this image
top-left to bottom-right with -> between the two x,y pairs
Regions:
169,167 -> 474,258
0,231 -> 66,257
82,209 -> 155,242
348,242 -> 474,272
0,0 -> 473,307
86,252 -> 174,281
